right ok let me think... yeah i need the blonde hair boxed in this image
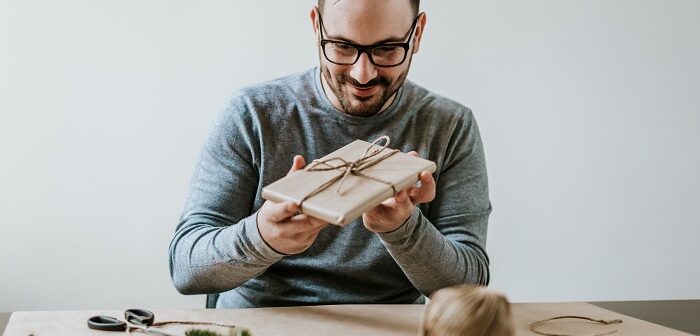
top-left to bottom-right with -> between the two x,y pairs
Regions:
420,285 -> 515,336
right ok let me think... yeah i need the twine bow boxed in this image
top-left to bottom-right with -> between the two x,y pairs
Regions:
298,135 -> 400,212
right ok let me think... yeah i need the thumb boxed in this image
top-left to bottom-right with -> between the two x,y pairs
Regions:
268,201 -> 299,222
287,155 -> 306,175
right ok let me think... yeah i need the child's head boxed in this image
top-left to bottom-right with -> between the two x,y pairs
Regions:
421,285 -> 514,336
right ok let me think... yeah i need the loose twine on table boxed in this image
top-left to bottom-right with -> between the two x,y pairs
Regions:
126,320 -> 240,335
297,135 -> 400,213
529,315 -> 624,336
124,315 -> 623,336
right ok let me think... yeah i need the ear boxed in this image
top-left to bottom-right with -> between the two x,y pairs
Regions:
411,13 -> 427,54
310,6 -> 320,37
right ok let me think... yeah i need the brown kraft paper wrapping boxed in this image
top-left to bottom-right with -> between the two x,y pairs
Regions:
262,136 -> 437,226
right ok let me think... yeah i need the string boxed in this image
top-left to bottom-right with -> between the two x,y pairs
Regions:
298,135 -> 399,212
529,315 -> 623,336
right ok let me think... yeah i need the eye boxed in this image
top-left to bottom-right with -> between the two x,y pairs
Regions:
331,43 -> 353,50
372,45 -> 402,56
375,46 -> 401,53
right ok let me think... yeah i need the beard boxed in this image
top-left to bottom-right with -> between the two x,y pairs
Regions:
320,59 -> 411,117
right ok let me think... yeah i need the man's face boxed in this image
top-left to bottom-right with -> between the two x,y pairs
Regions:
312,0 -> 424,117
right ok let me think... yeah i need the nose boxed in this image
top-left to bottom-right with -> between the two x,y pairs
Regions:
349,52 -> 377,85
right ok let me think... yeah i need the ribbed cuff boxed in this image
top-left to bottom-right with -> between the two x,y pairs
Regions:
241,211 -> 287,262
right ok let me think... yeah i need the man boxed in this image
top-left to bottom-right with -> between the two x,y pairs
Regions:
169,0 -> 491,308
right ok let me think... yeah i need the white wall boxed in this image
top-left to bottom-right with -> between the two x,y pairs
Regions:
1,0 -> 698,311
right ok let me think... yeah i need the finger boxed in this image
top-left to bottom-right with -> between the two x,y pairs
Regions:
286,214 -> 324,231
407,151 -> 419,157
306,215 -> 330,229
405,186 -> 416,198
394,190 -> 409,204
397,191 -> 417,215
380,190 -> 407,209
290,214 -> 329,232
410,171 -> 436,204
365,203 -> 391,218
268,201 -> 299,222
419,171 -> 435,193
287,155 -> 306,175
381,196 -> 397,208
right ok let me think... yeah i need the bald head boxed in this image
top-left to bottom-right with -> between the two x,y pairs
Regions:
317,0 -> 419,46
318,0 -> 420,18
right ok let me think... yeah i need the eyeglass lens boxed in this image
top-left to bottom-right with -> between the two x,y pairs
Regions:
323,43 -> 406,66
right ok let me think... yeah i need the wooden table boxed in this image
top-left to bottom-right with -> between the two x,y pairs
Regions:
2,302 -> 695,336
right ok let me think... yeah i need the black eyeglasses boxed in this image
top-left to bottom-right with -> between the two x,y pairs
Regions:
318,11 -> 419,67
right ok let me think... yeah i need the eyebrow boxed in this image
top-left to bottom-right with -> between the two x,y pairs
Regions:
324,34 -> 407,45
318,12 -> 418,46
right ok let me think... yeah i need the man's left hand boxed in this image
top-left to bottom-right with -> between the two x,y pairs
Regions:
363,151 -> 436,233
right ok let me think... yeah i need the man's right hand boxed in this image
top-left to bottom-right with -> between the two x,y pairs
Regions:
256,155 -> 330,255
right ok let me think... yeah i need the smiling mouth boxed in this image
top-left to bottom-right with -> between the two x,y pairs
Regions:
349,84 -> 379,97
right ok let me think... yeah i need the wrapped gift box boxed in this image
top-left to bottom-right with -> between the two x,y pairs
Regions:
262,136 -> 437,226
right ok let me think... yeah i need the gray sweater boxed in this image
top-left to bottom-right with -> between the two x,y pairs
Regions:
169,67 -> 491,308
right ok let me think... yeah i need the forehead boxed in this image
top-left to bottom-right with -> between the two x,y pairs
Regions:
321,0 -> 414,45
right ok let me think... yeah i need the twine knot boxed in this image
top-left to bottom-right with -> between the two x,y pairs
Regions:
298,135 -> 399,212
